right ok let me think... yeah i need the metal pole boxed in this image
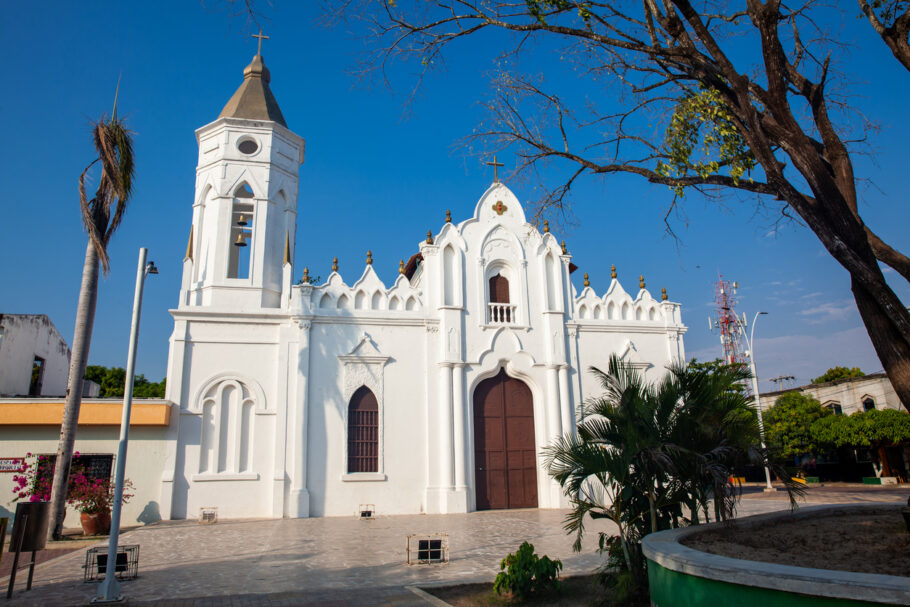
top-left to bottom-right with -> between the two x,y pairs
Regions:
95,248 -> 152,603
742,311 -> 775,492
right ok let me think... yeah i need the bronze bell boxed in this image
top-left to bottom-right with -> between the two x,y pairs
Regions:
236,214 -> 248,227
233,232 -> 247,247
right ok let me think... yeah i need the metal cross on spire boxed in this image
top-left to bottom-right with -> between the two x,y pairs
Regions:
252,29 -> 269,55
486,156 -> 504,182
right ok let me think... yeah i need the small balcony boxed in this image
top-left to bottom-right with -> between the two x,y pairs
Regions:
488,302 -> 518,325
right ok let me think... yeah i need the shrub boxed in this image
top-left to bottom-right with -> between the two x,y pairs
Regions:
493,541 -> 562,599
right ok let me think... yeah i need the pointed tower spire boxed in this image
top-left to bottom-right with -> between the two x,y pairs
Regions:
219,50 -> 287,127
184,226 -> 194,261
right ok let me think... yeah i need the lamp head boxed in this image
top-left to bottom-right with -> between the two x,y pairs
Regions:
146,262 -> 159,275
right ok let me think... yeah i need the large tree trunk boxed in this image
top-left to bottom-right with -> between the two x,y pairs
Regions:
48,241 -> 99,540
851,277 -> 910,412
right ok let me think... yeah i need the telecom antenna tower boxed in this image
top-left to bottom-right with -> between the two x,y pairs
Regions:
709,275 -> 747,365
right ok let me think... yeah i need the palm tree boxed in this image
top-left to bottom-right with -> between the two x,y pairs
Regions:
47,97 -> 134,540
544,356 -> 801,599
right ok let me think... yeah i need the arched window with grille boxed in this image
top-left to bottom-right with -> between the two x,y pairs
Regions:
348,386 -> 379,473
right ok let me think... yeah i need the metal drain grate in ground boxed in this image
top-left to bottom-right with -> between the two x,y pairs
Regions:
406,534 -> 449,565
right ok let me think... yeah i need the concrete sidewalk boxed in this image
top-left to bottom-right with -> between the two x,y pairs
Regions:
3,489 -> 907,606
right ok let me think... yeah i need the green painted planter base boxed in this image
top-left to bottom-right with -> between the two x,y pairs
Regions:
648,561 -> 881,607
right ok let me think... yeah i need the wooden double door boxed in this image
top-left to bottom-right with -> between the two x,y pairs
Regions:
473,369 -> 538,510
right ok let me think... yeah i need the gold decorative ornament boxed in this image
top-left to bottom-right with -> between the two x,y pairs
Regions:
184,226 -> 194,261
399,259 -> 405,274
492,200 -> 508,215
560,240 -> 567,254
445,209 -> 452,223
426,230 -> 433,244
543,220 -> 549,233
302,267 -> 310,284
639,275 -> 646,289
366,250 -> 373,265
583,273 -> 590,287
332,257 -> 338,273
661,287 -> 668,301
611,264 -> 617,279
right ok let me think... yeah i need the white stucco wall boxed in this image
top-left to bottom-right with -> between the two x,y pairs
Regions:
0,425 -> 169,530
0,315 -> 71,397
760,374 -> 904,415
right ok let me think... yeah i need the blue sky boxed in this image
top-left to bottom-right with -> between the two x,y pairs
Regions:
1,2 -> 908,392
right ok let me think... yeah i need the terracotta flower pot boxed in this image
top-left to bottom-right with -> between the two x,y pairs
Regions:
80,510 -> 111,536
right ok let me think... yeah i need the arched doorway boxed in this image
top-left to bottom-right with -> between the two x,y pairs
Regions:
473,368 -> 537,510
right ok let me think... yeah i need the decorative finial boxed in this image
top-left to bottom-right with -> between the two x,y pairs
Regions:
543,220 -> 549,233
583,273 -> 590,287
366,250 -> 373,265
252,29 -> 269,56
283,230 -> 291,265
445,209 -> 452,223
332,257 -> 339,273
302,267 -> 310,284
560,240 -> 567,254
426,230 -> 433,244
184,226 -> 194,261
399,259 -> 405,274
661,287 -> 668,301
639,275 -> 645,289
611,264 -> 617,279
486,155 -> 504,182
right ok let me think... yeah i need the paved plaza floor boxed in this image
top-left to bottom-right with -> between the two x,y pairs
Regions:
2,485 -> 907,606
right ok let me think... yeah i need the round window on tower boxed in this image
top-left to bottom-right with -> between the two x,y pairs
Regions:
237,137 -> 259,155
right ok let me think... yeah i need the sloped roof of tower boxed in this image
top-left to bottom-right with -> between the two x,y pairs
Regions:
219,54 -> 287,127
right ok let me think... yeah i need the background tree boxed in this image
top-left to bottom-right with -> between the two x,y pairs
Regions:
762,392 -> 832,461
84,365 -> 166,398
811,408 -> 910,477
811,366 -> 866,384
325,0 -> 910,413
48,101 -> 135,540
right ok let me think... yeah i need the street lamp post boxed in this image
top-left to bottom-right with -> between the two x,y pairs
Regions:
737,311 -> 775,492
95,248 -> 157,603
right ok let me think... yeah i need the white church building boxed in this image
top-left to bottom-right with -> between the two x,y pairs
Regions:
158,52 -> 688,520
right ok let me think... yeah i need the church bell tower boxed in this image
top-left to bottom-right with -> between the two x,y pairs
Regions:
181,49 -> 305,309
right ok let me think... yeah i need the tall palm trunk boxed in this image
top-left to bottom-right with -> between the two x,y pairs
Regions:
48,242 -> 99,540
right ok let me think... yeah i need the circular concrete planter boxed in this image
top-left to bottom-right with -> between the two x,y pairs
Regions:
642,504 -> 910,606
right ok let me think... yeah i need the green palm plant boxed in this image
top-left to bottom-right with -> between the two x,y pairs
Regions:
545,356 -> 803,602
47,91 -> 135,540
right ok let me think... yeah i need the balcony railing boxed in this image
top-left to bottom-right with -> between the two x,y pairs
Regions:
488,302 -> 518,325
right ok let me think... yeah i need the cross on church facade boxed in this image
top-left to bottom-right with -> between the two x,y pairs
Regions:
486,156 -> 504,182
253,29 -> 269,55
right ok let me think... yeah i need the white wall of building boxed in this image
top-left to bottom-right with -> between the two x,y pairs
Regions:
0,425 -> 169,530
0,314 -> 71,397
